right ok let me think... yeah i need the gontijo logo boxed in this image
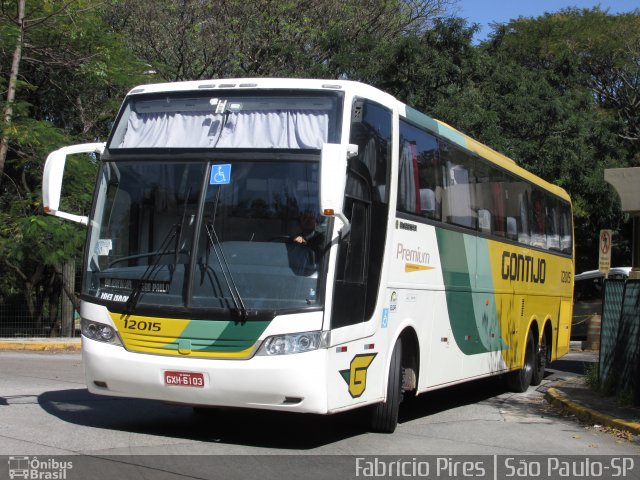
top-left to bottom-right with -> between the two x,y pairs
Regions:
501,250 -> 546,284
340,354 -> 377,398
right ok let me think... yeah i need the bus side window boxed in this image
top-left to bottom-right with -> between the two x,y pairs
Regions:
440,143 -> 476,230
475,160 -> 507,236
546,194 -> 561,251
397,120 -> 441,220
332,99 -> 391,329
560,202 -> 573,254
351,100 -> 389,202
530,188 -> 547,248
336,171 -> 370,284
517,183 -> 532,245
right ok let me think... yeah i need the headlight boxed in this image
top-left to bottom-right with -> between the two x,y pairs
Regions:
257,331 -> 329,356
81,319 -> 122,346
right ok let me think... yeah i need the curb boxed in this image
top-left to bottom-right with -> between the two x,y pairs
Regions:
0,340 -> 81,352
545,385 -> 640,436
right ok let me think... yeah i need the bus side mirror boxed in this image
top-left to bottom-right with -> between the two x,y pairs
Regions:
43,142 -> 105,225
320,143 -> 357,234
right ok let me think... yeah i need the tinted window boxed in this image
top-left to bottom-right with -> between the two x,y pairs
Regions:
441,143 -> 476,230
395,116 -> 573,256
349,100 -> 390,202
475,161 -> 508,236
332,99 -> 391,328
397,120 -> 441,220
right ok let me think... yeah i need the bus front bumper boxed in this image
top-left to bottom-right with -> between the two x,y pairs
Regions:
82,337 -> 329,414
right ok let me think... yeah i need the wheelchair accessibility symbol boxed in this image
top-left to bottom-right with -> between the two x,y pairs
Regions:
210,164 -> 232,185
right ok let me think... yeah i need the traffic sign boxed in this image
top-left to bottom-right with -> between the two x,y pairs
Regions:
598,229 -> 612,274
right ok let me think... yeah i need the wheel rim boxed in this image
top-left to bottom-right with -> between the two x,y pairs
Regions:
538,339 -> 547,369
523,336 -> 534,382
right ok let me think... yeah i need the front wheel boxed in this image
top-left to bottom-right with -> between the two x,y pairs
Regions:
506,331 -> 535,393
370,339 -> 403,433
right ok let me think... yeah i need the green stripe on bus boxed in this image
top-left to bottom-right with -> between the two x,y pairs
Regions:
405,106 -> 467,147
436,229 -> 505,355
161,319 -> 270,353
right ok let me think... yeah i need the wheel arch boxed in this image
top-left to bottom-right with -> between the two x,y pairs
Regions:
541,316 -> 554,362
398,326 -> 420,394
379,323 -> 421,399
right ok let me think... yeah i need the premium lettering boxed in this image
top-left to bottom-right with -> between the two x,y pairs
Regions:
396,243 -> 430,265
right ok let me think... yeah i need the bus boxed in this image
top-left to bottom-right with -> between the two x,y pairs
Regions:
42,78 -> 574,433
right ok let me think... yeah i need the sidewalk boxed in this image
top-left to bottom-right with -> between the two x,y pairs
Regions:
545,376 -> 640,436
0,337 -> 81,351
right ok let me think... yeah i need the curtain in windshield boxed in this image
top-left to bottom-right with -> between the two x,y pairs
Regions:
118,110 -> 329,149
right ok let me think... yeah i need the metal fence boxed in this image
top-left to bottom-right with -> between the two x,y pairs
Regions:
0,265 -> 82,338
599,279 -> 640,403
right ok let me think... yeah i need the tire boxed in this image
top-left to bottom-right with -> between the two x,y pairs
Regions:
530,331 -> 547,386
370,339 -> 403,433
506,331 -> 535,393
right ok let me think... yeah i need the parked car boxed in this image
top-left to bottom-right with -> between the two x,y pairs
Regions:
571,267 -> 631,340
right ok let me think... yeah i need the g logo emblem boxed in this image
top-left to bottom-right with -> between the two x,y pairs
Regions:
340,353 -> 377,398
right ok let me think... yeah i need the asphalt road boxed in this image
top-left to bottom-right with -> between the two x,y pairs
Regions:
0,349 -> 638,479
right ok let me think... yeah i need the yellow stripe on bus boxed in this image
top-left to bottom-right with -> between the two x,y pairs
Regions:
405,263 -> 435,273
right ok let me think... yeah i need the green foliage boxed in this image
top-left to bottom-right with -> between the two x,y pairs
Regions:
477,8 -> 639,270
584,362 -> 600,391
375,7 -> 638,271
106,0 -> 454,80
0,0 -> 145,333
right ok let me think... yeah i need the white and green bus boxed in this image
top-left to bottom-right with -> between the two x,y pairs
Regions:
43,78 -> 574,433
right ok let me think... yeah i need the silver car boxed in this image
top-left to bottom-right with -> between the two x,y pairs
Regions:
571,267 -> 630,340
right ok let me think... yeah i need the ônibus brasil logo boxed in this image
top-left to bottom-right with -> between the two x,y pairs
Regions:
8,456 -> 73,480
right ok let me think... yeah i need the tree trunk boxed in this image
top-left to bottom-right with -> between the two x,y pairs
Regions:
0,0 -> 26,179
60,261 -> 75,337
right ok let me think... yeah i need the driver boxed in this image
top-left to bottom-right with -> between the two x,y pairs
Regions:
292,211 -> 325,253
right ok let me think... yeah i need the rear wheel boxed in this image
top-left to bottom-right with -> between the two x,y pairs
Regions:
370,339 -> 403,433
506,331 -> 535,393
531,332 -> 548,386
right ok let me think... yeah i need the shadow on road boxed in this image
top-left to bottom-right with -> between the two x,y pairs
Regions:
399,375 -> 506,423
547,357 -> 596,376
37,388 -> 371,449
36,378 -> 524,449
36,354 -> 586,449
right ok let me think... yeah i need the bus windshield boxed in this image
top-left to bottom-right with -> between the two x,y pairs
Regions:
83,158 -> 328,315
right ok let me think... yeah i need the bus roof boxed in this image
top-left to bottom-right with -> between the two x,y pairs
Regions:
125,78 -> 571,203
125,78 -> 395,102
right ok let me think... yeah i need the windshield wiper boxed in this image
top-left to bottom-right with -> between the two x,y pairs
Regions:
124,184 -> 195,312
204,186 -> 248,320
124,224 -> 178,312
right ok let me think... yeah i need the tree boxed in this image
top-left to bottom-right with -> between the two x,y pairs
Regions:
107,0 -> 456,80
469,9 -> 637,270
488,7 -> 640,158
0,0 -> 25,179
0,0 -> 145,335
367,8 -> 638,270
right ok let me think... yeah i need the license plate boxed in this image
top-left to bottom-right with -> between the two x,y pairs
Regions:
164,371 -> 205,388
